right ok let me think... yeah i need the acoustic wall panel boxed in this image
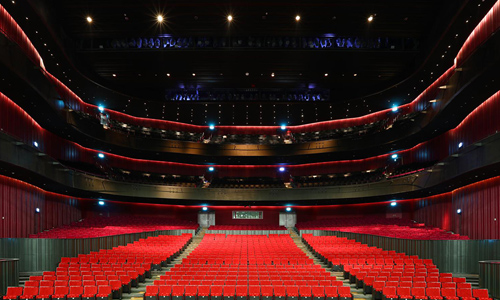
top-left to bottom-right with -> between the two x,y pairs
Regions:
0,175 -> 82,238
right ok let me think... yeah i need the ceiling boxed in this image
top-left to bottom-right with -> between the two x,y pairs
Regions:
30,0 -> 460,102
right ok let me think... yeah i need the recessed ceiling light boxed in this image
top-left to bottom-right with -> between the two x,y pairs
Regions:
271,72 -> 275,77
353,73 -> 357,77
112,74 -> 116,77
324,73 -> 328,77
227,15 -> 233,22
157,15 -> 164,23
245,72 -> 249,76
86,16 -> 93,23
192,73 -> 196,77
166,73 -> 171,77
368,15 -> 374,22
295,15 -> 301,21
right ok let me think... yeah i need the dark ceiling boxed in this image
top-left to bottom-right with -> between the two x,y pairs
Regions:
31,0 -> 459,102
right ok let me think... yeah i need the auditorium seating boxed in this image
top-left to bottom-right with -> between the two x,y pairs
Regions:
12,234 -> 191,300
206,226 -> 287,231
29,216 -> 198,238
302,235 -> 492,300
144,234 -> 350,300
296,217 -> 468,240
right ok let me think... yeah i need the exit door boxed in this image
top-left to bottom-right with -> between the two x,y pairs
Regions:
279,212 -> 297,228
198,212 -> 216,228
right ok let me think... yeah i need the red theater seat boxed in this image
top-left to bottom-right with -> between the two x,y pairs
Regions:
36,287 -> 54,300
96,286 -> 112,300
426,288 -> 443,300
82,286 -> 98,300
144,286 -> 159,300
473,289 -> 492,300
442,288 -> 458,300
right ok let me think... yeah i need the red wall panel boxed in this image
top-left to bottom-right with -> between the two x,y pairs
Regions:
413,176 -> 500,239
0,175 -> 82,238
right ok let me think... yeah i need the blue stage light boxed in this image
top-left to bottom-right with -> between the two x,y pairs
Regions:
98,153 -> 105,159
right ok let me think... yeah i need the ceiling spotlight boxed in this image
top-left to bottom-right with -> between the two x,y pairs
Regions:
112,74 -> 116,77
458,142 -> 463,148
35,207 -> 40,213
208,166 -> 215,172
157,15 -> 164,23
166,73 -> 171,77
457,208 -> 462,214
271,73 -> 275,77
390,201 -> 397,207
86,16 -> 93,23
227,15 -> 233,22
324,73 -> 329,77
33,141 -> 39,148
368,15 -> 374,22
192,73 -> 196,77
279,167 -> 286,172
391,154 -> 398,160
295,15 -> 301,21
245,72 -> 250,76
98,201 -> 105,206
202,207 -> 208,211
286,207 -> 292,212
98,153 -> 105,159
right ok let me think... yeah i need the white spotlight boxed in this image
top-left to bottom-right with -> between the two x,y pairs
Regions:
286,207 -> 292,212
157,15 -> 164,23
202,207 -> 208,211
368,15 -> 374,22
295,15 -> 301,21
227,15 -> 233,22
86,16 -> 93,23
